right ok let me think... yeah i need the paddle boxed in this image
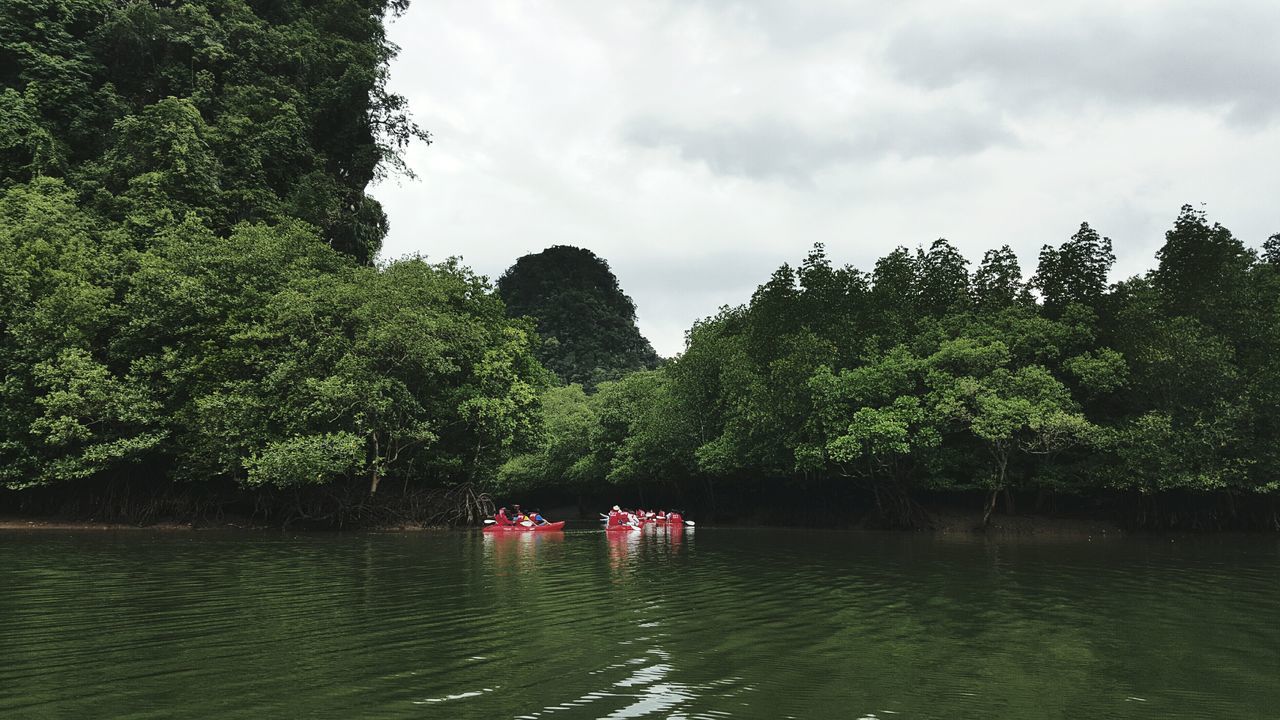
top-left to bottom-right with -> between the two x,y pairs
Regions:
684,520 -> 696,526
483,519 -> 496,524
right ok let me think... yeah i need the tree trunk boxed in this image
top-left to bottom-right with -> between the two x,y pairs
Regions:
981,448 -> 1008,528
370,432 -> 381,495
981,489 -> 999,528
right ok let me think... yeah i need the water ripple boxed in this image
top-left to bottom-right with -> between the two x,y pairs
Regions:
1,529 -> 1278,718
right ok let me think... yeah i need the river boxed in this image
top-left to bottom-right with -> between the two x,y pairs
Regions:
1,527 -> 1277,718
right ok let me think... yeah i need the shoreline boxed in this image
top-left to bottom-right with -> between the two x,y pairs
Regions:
0,517 -> 256,531
0,511 -> 1128,535
3,508 -> 1272,536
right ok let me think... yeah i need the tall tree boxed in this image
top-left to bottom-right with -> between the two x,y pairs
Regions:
1032,222 -> 1115,316
1152,205 -> 1254,332
973,245 -> 1029,312
916,238 -> 971,318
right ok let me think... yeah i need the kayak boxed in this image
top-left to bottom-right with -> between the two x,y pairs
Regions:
605,524 -> 640,532
483,521 -> 565,532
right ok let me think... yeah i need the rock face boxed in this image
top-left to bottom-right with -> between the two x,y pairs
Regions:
497,245 -> 660,388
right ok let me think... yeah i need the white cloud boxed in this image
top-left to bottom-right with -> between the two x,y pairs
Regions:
373,0 -> 1280,357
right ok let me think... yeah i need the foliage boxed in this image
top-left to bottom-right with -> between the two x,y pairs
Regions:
0,2 -> 559,525
0,0 -> 427,262
507,207 -> 1280,528
496,245 -> 660,388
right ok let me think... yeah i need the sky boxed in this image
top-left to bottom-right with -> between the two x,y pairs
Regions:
371,0 -> 1280,357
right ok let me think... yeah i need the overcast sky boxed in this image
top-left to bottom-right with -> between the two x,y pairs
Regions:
372,0 -> 1280,357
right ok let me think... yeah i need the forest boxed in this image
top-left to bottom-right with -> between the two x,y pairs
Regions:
3,1 -> 1279,529
0,0 -> 550,525
504,216 -> 1280,530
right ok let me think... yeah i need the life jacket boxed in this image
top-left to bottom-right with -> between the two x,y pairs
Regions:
495,510 -> 513,526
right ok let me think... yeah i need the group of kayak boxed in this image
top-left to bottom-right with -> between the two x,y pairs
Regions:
603,505 -> 686,531
481,503 -> 690,532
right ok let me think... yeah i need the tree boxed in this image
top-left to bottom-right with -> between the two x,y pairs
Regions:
916,238 -> 971,317
973,245 -> 1029,312
0,179 -> 163,488
1032,222 -> 1115,316
1152,205 -> 1254,333
925,341 -> 1095,525
869,247 -> 919,345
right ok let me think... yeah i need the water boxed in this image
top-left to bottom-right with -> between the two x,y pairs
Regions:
1,527 -> 1277,719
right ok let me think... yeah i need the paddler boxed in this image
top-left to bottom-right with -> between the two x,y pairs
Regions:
607,505 -> 627,527
495,507 -> 514,526
530,510 -> 549,526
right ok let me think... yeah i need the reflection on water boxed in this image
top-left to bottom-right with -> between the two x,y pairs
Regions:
1,528 -> 1278,719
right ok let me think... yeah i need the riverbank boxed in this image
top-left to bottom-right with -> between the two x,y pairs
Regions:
927,507 -> 1123,536
0,502 -> 1267,535
0,515 -> 485,532
0,510 -> 1124,535
0,516 -> 265,531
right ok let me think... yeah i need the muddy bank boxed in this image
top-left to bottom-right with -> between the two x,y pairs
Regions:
0,516 -> 266,531
926,507 -> 1123,536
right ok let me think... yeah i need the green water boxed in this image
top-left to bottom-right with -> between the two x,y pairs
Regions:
1,528 -> 1278,719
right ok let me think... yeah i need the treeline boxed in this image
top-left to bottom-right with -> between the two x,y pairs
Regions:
0,0 -> 549,525
6,3 -> 1280,531
501,212 -> 1280,530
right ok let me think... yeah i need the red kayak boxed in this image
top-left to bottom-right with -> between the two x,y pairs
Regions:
483,521 -> 565,532
605,524 -> 640,532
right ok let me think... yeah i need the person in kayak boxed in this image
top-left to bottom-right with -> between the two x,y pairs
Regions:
494,507 -> 514,526
530,511 -> 549,526
607,505 -> 631,528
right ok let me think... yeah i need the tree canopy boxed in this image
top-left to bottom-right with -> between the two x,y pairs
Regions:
1,0 -> 425,262
0,1 -> 553,526
502,207 -> 1280,530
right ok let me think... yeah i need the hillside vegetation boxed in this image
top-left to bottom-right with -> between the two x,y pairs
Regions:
0,0 -> 546,525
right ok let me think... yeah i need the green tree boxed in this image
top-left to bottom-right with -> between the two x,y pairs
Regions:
1032,222 -> 1115,317
973,245 -> 1029,312
1152,205 -> 1254,334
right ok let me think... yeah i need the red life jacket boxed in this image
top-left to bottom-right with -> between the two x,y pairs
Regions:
495,510 -> 514,526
